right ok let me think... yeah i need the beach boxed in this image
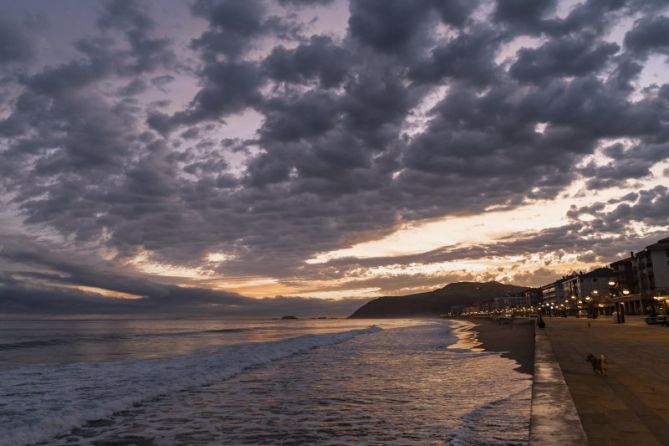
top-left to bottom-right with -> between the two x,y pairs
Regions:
470,316 -> 669,445
471,317 -> 535,376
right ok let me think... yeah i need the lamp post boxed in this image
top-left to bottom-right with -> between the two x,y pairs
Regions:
585,295 -> 593,318
608,280 -> 627,323
592,290 -> 599,318
620,289 -> 630,322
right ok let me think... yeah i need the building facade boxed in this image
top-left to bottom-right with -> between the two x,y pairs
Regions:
540,280 -> 566,305
635,238 -> 669,299
538,237 -> 669,317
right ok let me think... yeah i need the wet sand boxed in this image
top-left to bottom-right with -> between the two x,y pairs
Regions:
469,317 -> 535,375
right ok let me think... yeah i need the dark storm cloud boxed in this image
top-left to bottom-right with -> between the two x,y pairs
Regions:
578,142 -> 669,190
510,34 -> 619,84
431,0 -> 479,28
624,15 -> 669,57
409,24 -> 502,85
262,36 -> 350,88
96,0 -> 175,74
190,0 -> 268,59
1,0 -> 669,312
347,0 -> 433,53
494,0 -> 664,39
147,0 -> 304,132
190,0 -> 303,58
260,90 -> 340,142
347,0 -> 478,55
493,0 -> 557,31
148,60 -> 265,132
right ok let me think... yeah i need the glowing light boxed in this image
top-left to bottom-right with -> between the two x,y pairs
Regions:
66,285 -> 143,300
128,251 -> 213,279
207,252 -> 231,263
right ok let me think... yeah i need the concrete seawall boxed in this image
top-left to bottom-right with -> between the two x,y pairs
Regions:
529,327 -> 588,445
539,317 -> 669,445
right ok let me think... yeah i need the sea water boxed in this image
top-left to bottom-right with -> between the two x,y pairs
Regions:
0,319 -> 532,445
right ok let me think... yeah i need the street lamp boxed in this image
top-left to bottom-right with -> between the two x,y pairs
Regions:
585,295 -> 595,319
608,280 -> 628,323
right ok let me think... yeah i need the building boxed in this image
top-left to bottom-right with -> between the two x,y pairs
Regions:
607,238 -> 669,315
561,268 -> 619,299
561,268 -> 620,315
610,255 -> 637,294
635,238 -> 669,299
523,287 -> 543,307
609,255 -> 643,314
538,237 -> 669,317
540,279 -> 566,305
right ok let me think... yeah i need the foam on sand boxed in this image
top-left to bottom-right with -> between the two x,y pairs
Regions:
0,326 -> 381,446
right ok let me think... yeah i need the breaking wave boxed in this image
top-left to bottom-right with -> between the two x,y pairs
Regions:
0,326 -> 381,446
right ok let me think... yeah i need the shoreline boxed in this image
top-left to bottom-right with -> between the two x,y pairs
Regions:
463,317 -> 535,375
457,317 -> 589,444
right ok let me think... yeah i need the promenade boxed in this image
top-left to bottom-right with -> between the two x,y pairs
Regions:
543,316 -> 669,445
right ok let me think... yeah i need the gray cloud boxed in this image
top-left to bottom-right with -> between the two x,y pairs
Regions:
510,33 -> 619,84
1,0 -> 668,313
409,24 -> 502,85
263,36 -> 350,88
493,0 -> 557,31
624,15 -> 669,57
0,236 -> 368,317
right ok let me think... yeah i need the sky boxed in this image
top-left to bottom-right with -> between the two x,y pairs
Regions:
1,0 -> 668,318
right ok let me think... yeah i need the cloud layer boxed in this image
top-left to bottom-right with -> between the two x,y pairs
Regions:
0,0 -> 668,315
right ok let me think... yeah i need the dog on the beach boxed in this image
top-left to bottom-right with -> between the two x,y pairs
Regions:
586,353 -> 608,376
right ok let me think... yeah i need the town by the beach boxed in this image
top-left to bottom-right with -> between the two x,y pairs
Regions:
456,237 -> 669,446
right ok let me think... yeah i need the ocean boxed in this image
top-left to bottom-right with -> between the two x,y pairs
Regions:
0,319 -> 532,445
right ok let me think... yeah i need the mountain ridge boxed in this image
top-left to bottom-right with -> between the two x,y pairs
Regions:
349,281 -> 527,318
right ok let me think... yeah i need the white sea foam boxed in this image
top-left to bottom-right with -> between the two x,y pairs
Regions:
448,386 -> 533,445
445,319 -> 484,352
0,326 -> 381,446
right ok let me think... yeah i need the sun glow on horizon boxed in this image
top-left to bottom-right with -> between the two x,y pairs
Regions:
66,285 -> 144,300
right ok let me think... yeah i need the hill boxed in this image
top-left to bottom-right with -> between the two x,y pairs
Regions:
349,281 -> 527,318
